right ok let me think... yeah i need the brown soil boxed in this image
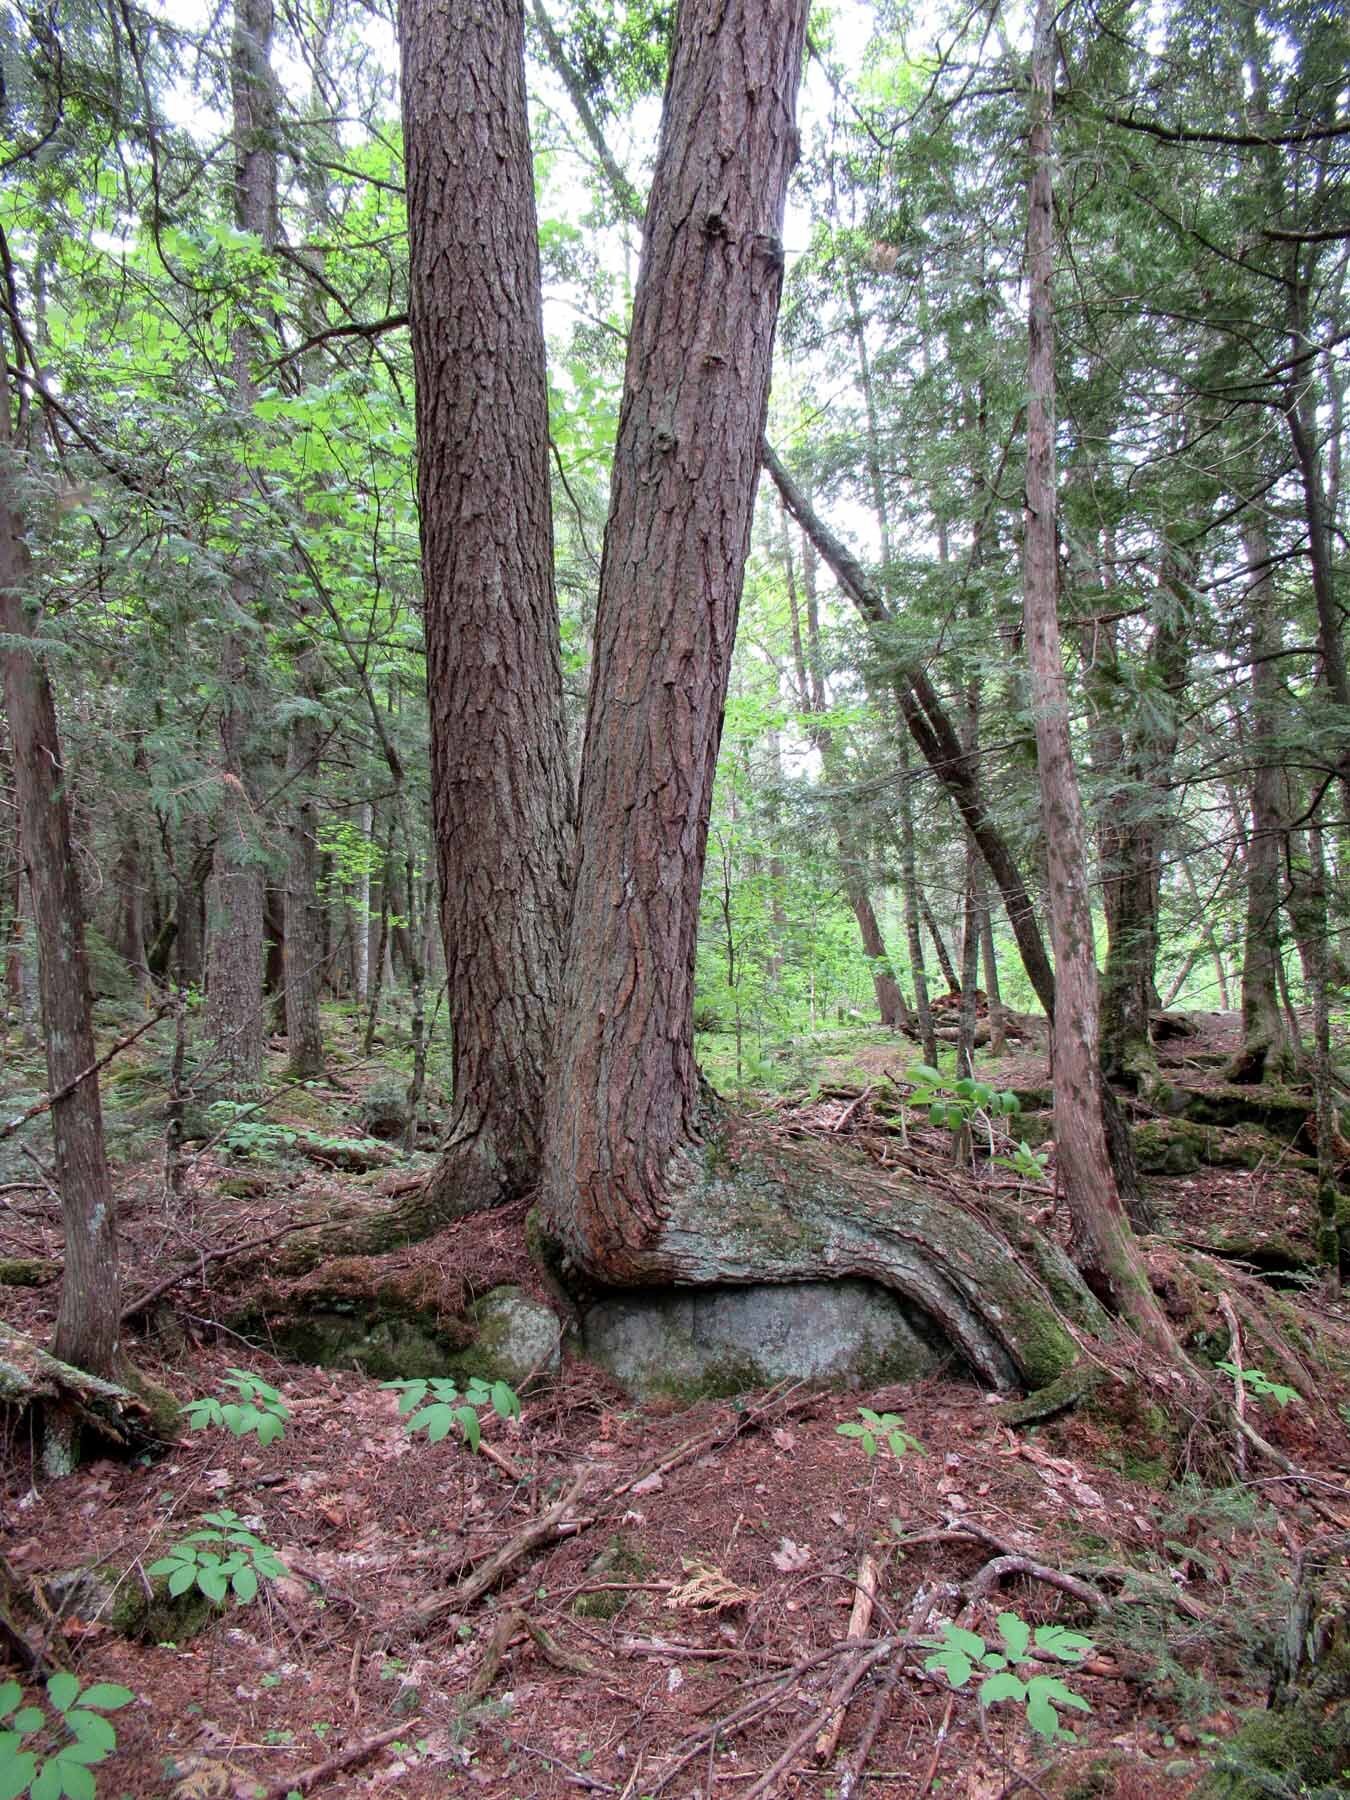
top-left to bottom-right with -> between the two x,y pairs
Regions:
2,1009 -> 1348,1800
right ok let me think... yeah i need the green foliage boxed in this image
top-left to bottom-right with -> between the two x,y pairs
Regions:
181,1369 -> 290,1446
1217,1364 -> 1300,1408
905,1065 -> 1020,1138
921,1613 -> 1095,1741
993,1140 -> 1051,1184
835,1407 -> 924,1461
147,1510 -> 287,1606
0,1673 -> 133,1800
382,1377 -> 521,1451
204,1102 -> 297,1161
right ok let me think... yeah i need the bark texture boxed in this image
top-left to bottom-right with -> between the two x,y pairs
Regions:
1022,0 -> 1174,1354
1229,520 -> 1294,1083
0,374 -> 121,1376
205,0 -> 276,1094
400,0 -> 574,1214
541,0 -> 809,1272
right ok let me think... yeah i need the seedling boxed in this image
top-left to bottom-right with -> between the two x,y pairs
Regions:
1217,1363 -> 1299,1407
992,1140 -> 1050,1185
382,1377 -> 520,1451
836,1407 -> 924,1462
148,1509 -> 287,1605
0,1672 -> 134,1800
181,1370 -> 289,1446
921,1612 -> 1094,1741
904,1066 -> 1020,1161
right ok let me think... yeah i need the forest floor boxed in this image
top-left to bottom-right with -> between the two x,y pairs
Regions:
2,1007 -> 1349,1800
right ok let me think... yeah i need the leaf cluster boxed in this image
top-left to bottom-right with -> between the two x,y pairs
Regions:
921,1613 -> 1095,1741
147,1509 -> 287,1606
382,1377 -> 521,1451
0,1674 -> 133,1800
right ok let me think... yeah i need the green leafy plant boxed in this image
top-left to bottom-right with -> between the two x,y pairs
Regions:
0,1673 -> 134,1800
147,1510 -> 287,1605
1217,1363 -> 1299,1407
904,1066 -> 1020,1158
382,1377 -> 521,1451
835,1407 -> 925,1461
921,1613 -> 1094,1741
992,1139 -> 1051,1184
181,1370 -> 289,1446
204,1101 -> 297,1160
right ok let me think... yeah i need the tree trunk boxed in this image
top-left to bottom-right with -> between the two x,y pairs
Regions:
1229,519 -> 1294,1083
762,443 -> 1058,1017
540,0 -> 810,1271
897,736 -> 939,1066
920,890 -> 961,994
1022,0 -> 1173,1353
205,0 -> 276,1096
0,367 -> 121,1378
400,0 -> 574,1217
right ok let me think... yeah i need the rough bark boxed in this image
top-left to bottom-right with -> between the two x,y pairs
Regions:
205,0 -> 277,1095
0,367 -> 121,1378
1229,519 -> 1295,1083
400,0 -> 573,1217
1022,0 -> 1173,1354
540,0 -> 810,1270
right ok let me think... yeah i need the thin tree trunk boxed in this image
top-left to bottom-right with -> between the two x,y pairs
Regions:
0,362 -> 121,1379
762,444 -> 1058,1017
1229,519 -> 1294,1082
920,890 -> 961,994
1022,0 -> 1174,1354
400,0 -> 574,1216
956,850 -> 981,1080
897,737 -> 938,1066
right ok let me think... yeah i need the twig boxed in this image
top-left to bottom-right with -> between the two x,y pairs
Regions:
403,1470 -> 592,1628
512,1739 -> 616,1793
832,1084 -> 874,1132
0,1002 -> 173,1143
837,1584 -> 941,1799
1219,1291 -> 1248,1478
120,1219 -> 313,1321
740,1642 -> 893,1800
466,1606 -> 596,1702
17,1146 -> 59,1202
814,1552 -> 881,1763
255,1723 -> 408,1800
915,1693 -> 955,1799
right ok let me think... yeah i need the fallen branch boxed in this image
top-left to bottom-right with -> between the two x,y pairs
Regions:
403,1470 -> 592,1629
814,1552 -> 881,1763
121,1219 -> 314,1322
255,1723 -> 408,1800
465,1605 -> 596,1702
0,1002 -> 173,1144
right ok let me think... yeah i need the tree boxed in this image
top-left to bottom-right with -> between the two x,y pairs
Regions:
1020,0 -> 1176,1356
0,355 -> 122,1382
399,0 -> 574,1220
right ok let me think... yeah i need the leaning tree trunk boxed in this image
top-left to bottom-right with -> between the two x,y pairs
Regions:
0,366 -> 121,1380
1021,0 -> 1174,1356
400,0 -> 573,1219
532,0 -> 1094,1392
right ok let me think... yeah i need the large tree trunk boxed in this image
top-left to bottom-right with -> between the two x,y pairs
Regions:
540,0 -> 810,1266
205,0 -> 276,1095
0,367 -> 121,1378
1022,0 -> 1173,1355
400,0 -> 573,1218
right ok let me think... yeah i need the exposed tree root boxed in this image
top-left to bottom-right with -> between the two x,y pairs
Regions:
544,1130 -> 1107,1391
